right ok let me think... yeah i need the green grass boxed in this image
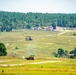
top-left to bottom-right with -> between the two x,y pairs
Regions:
0,30 -> 76,75
0,30 -> 76,57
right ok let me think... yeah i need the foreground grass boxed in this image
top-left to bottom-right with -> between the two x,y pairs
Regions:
0,57 -> 76,75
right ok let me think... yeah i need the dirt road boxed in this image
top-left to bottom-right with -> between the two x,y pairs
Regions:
0,60 -> 62,66
58,30 -> 68,35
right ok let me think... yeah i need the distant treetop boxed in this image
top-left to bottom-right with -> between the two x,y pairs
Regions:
0,11 -> 76,32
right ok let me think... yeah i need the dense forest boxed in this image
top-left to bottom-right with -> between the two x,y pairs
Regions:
0,11 -> 76,32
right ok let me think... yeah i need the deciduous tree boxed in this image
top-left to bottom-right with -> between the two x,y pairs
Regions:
0,43 -> 7,56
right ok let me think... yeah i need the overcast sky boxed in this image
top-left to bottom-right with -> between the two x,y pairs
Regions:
0,0 -> 76,13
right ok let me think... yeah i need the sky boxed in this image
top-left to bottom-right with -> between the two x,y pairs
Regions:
0,0 -> 76,13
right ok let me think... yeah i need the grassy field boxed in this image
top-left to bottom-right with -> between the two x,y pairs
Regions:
0,57 -> 76,75
0,30 -> 76,75
0,29 -> 76,57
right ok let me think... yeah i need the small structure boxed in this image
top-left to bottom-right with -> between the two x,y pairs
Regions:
25,55 -> 35,60
46,26 -> 53,31
26,36 -> 33,41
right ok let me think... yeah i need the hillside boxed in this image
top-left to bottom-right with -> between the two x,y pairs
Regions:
0,29 -> 76,75
0,11 -> 76,32
0,30 -> 76,57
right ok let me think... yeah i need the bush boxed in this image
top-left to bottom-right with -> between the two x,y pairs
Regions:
70,55 -> 75,59
0,43 -> 7,56
53,48 -> 69,58
70,50 -> 74,54
70,47 -> 76,57
73,33 -> 76,36
58,48 -> 64,56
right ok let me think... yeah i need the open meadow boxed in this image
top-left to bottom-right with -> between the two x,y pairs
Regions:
0,30 -> 76,75
0,29 -> 76,57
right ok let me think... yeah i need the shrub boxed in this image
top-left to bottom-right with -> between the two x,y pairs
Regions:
0,43 -> 7,56
70,55 -> 75,59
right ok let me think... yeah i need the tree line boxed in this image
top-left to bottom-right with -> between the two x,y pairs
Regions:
0,11 -> 76,32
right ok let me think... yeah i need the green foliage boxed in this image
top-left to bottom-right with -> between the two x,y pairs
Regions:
70,50 -> 74,54
58,48 -> 64,56
52,23 -> 56,29
0,11 -> 76,32
70,47 -> 76,57
0,43 -> 7,56
70,55 -> 75,59
74,47 -> 76,57
26,24 -> 31,29
64,50 -> 68,56
53,48 -> 69,57
54,47 -> 76,58
73,33 -> 76,36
